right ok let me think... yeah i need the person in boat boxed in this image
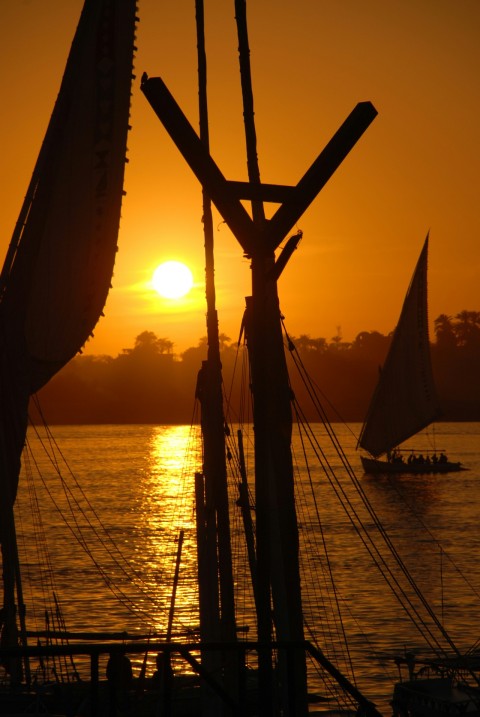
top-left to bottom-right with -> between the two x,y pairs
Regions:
439,452 -> 448,463
152,651 -> 173,682
389,449 -> 404,464
151,650 -> 173,689
106,648 -> 133,715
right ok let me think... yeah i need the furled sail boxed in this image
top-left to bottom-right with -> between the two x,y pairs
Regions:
1,0 -> 137,391
0,0 -> 137,483
358,235 -> 441,458
0,0 -> 137,656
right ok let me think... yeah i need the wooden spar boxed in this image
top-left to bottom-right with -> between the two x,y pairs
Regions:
234,0 -> 265,228
196,0 -> 236,651
232,1 -> 279,710
0,457 -> 30,684
140,76 -> 376,257
166,530 -> 184,641
194,474 -> 220,642
195,1 -> 238,711
236,429 -> 258,614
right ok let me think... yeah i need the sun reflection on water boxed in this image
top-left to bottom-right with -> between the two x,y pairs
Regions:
138,425 -> 202,638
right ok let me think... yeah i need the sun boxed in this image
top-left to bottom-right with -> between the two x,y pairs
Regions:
152,261 -> 194,299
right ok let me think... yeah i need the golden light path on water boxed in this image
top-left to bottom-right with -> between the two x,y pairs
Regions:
138,426 -> 201,636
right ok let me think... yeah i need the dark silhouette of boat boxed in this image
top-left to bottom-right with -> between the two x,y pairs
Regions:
358,236 -> 466,475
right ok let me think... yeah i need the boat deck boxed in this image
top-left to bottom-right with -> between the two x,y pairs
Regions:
393,677 -> 480,716
361,455 -> 465,475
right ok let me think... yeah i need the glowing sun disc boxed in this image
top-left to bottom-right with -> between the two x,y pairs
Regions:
152,261 -> 193,299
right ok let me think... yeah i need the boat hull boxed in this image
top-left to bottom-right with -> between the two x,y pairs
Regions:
392,677 -> 480,717
360,456 -> 465,475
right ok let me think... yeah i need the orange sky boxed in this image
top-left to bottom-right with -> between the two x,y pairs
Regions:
1,1 -> 479,357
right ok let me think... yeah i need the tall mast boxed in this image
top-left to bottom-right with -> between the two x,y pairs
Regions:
194,1 -> 238,712
234,0 -> 265,227
233,2 -> 307,713
142,1 -> 377,710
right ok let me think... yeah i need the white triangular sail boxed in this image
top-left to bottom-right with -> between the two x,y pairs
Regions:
358,235 -> 441,458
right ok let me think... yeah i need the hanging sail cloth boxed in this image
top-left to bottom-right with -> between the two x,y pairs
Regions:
358,235 -> 441,458
0,0 -> 137,571
0,0 -> 137,672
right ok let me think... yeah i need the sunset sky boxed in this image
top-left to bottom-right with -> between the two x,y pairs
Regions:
1,1 -> 479,357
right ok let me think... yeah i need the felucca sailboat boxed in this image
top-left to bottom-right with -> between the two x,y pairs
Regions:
358,235 -> 464,475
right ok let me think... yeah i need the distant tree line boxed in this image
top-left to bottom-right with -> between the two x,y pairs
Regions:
31,311 -> 480,425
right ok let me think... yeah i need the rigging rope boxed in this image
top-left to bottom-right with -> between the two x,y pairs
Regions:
25,394 -> 202,634
281,322 -> 464,660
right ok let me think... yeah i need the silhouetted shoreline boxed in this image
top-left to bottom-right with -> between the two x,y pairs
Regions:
33,316 -> 480,424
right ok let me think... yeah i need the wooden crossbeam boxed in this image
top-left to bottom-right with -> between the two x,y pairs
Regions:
141,74 -> 377,258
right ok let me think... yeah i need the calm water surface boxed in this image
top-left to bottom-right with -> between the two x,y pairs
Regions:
13,422 -> 480,712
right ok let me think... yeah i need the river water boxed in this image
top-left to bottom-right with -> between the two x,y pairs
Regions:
10,421 -> 480,713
